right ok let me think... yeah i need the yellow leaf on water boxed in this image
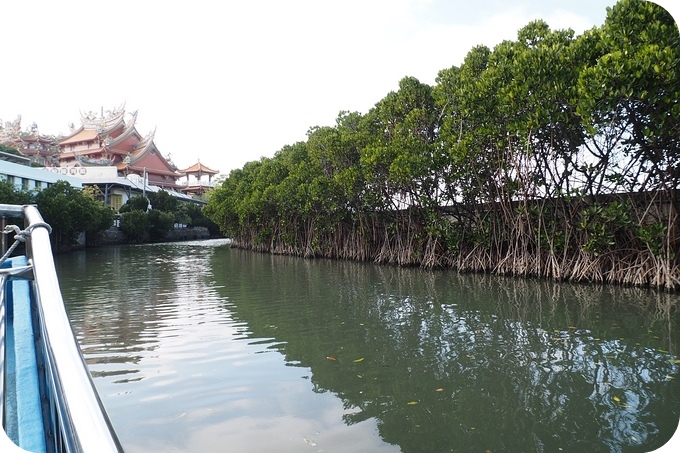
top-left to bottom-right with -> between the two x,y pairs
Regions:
613,396 -> 621,402
353,357 -> 365,363
407,401 -> 418,405
435,388 -> 444,392
327,356 -> 337,361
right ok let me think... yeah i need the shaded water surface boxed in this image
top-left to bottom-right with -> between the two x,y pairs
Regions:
55,240 -> 679,452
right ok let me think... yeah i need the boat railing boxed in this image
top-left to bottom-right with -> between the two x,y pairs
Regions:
0,204 -> 123,452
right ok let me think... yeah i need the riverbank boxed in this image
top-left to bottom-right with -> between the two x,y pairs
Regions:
226,191 -> 680,291
94,226 -> 214,246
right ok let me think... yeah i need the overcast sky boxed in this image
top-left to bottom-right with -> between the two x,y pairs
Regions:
1,1 -> 678,176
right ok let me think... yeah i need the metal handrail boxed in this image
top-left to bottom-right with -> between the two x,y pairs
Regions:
1,204 -> 123,452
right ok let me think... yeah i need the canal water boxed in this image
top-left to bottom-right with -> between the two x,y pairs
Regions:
54,239 -> 679,453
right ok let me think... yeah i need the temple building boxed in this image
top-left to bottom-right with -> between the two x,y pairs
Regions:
3,107 -> 219,211
57,107 -> 182,190
1,117 -> 59,167
11,136 -> 59,167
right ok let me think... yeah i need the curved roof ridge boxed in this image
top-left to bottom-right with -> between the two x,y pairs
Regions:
107,110 -> 139,147
134,124 -> 156,150
79,104 -> 126,132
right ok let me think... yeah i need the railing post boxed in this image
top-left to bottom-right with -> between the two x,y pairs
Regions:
1,216 -> 6,256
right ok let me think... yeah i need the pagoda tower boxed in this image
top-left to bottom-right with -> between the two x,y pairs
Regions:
181,161 -> 219,196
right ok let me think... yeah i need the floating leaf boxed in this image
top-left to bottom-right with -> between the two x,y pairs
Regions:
357,374 -> 363,379
327,356 -> 336,361
353,357 -> 365,363
407,401 -> 418,405
667,375 -> 675,380
435,388 -> 444,392
613,396 -> 621,402
669,359 -> 680,364
303,437 -> 317,447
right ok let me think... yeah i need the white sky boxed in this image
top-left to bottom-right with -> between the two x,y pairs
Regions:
1,1 -> 678,176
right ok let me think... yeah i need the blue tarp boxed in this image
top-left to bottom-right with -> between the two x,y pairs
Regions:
3,256 -> 47,453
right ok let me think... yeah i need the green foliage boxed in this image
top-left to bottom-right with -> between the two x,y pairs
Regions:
578,201 -> 633,255
120,195 -> 150,212
0,144 -> 22,156
80,187 -> 115,244
577,0 -> 680,193
118,191 -> 213,242
120,210 -> 149,243
148,190 -> 178,212
147,209 -> 175,242
0,179 -> 35,205
636,222 -> 666,256
34,180 -> 112,250
204,0 -> 679,286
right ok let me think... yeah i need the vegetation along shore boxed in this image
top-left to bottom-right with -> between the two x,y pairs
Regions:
204,0 -> 680,290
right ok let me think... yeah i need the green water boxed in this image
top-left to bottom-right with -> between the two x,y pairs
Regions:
55,240 -> 679,452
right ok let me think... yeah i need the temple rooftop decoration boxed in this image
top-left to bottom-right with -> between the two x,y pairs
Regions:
57,106 -> 182,189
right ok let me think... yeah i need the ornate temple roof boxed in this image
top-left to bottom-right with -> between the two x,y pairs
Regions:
59,106 -> 133,146
57,128 -> 99,146
182,161 -> 219,175
80,105 -> 126,132
106,111 -> 139,148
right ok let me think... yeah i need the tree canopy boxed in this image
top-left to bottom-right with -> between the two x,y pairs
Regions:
206,0 -> 680,289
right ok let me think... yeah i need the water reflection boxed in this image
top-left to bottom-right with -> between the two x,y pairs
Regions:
209,249 -> 679,453
56,242 -> 679,453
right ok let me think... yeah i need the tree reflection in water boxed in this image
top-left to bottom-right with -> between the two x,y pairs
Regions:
215,251 -> 679,453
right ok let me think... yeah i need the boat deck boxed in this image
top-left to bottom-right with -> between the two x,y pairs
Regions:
1,204 -> 123,453
2,256 -> 46,452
